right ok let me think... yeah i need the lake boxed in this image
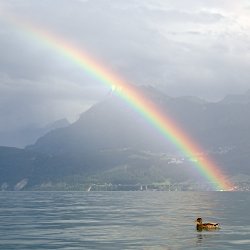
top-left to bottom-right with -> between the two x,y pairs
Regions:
0,191 -> 250,249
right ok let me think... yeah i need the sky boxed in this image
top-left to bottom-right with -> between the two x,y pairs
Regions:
0,0 -> 250,134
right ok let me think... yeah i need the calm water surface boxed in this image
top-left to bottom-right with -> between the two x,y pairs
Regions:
0,191 -> 250,249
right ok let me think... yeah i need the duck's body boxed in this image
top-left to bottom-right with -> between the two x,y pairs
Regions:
196,218 -> 220,231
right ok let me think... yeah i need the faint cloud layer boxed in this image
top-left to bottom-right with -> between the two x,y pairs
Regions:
0,0 -> 250,134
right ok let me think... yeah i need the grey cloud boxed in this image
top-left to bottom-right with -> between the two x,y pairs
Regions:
0,0 -> 250,142
142,9 -> 224,24
0,75 -> 107,131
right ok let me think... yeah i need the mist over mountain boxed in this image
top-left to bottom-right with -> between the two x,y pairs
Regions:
1,87 -> 250,190
0,118 -> 70,148
220,90 -> 250,104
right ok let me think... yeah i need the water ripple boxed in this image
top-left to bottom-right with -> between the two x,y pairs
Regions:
0,191 -> 250,249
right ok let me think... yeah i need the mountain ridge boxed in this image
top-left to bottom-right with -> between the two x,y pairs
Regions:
1,87 -> 250,190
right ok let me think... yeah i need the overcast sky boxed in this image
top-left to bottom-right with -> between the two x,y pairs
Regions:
1,0 -> 250,132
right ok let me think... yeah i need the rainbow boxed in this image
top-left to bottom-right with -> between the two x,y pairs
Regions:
1,11 -> 233,190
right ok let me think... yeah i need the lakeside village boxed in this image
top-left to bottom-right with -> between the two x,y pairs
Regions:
30,178 -> 246,192
1,151 -> 249,191
1,178 -> 248,191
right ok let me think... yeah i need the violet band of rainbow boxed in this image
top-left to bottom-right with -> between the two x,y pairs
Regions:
1,12 -> 233,190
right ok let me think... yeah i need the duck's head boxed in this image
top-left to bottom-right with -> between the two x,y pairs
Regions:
196,217 -> 203,224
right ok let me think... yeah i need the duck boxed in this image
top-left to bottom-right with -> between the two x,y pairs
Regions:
195,217 -> 220,231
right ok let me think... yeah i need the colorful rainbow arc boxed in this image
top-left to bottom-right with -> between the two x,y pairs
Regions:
1,12 -> 233,190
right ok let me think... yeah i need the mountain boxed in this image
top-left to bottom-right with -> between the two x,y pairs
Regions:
1,87 -> 250,190
0,118 -> 70,148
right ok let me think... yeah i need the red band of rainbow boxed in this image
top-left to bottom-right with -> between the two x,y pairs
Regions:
1,11 -> 234,190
